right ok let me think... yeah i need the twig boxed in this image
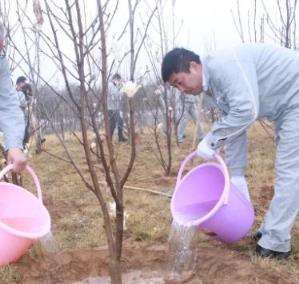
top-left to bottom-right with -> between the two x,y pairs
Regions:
98,180 -> 172,198
42,149 -> 72,163
125,184 -> 172,198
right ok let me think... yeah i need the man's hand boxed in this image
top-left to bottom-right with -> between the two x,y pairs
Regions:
196,138 -> 215,160
7,148 -> 26,173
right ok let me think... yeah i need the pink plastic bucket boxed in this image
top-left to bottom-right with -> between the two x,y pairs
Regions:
171,151 -> 254,243
0,165 -> 51,266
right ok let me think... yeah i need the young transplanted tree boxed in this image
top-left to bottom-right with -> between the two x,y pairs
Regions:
13,0 -> 156,283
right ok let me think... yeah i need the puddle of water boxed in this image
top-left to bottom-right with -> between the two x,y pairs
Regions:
79,270 -> 165,284
167,221 -> 197,279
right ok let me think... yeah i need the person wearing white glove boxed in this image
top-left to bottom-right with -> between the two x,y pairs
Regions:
196,138 -> 215,160
161,45 -> 299,259
197,137 -> 251,201
0,22 -> 26,173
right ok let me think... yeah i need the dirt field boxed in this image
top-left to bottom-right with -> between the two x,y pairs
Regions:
0,122 -> 298,283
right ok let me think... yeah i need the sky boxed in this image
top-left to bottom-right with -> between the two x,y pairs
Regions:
3,0 -> 295,87
172,0 -> 286,53
175,0 -> 241,52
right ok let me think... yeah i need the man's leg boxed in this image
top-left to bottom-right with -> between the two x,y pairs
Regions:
258,108 -> 299,253
108,110 -> 116,140
23,110 -> 30,147
117,111 -> 126,141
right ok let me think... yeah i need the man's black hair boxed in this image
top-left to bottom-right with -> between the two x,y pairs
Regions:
16,76 -> 27,85
22,83 -> 33,98
161,48 -> 201,82
112,73 -> 121,80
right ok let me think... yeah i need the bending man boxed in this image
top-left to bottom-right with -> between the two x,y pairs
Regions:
161,44 -> 299,260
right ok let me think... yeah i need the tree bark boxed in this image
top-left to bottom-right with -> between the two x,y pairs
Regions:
109,257 -> 122,284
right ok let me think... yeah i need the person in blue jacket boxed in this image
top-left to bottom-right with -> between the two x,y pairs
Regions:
161,44 -> 299,260
0,21 -> 26,172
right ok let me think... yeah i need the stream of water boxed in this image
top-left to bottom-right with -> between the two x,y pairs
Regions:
40,231 -> 60,253
168,221 -> 197,278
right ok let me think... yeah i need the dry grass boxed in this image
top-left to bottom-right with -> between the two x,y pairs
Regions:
0,121 -> 298,283
19,132 -> 175,250
0,266 -> 22,283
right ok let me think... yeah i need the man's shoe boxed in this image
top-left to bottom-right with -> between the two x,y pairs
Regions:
256,244 -> 291,260
252,231 -> 262,241
119,138 -> 128,142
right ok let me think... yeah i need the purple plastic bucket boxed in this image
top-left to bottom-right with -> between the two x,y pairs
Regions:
171,151 -> 254,243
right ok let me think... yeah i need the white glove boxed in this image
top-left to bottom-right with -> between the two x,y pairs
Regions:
196,138 -> 215,160
231,176 -> 251,202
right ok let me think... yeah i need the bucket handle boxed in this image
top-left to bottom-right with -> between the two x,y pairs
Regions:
0,164 -> 43,202
175,151 -> 230,205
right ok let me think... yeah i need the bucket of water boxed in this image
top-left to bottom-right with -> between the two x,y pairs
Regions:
171,151 -> 254,243
0,165 -> 51,266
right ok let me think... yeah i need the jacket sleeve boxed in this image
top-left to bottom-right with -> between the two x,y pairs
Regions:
0,57 -> 25,150
205,56 -> 259,150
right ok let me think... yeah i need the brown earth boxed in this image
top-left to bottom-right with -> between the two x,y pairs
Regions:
1,123 -> 299,283
14,236 -> 296,284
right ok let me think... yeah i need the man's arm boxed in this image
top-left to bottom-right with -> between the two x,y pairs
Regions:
0,57 -> 26,172
205,55 -> 259,150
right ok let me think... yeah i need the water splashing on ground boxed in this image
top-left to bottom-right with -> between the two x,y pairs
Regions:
39,231 -> 59,253
167,221 -> 197,281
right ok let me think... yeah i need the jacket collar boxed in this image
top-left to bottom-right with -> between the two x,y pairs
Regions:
201,57 -> 210,92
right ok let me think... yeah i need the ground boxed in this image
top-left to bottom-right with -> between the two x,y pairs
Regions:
0,122 -> 298,283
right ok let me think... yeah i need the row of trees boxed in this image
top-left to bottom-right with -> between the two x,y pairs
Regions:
231,0 -> 299,48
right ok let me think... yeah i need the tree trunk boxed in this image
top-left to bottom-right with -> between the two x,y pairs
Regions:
109,257 -> 122,284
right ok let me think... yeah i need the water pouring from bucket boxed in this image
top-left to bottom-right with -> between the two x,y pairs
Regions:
171,151 -> 254,243
0,164 -> 51,266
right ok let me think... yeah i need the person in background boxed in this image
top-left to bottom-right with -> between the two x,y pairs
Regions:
16,76 -> 33,147
155,87 -> 179,137
177,93 -> 204,144
155,87 -> 205,144
0,21 -> 26,172
107,73 -> 127,142
161,44 -> 299,260
16,76 -> 32,110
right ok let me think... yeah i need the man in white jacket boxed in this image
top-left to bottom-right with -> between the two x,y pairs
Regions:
0,21 -> 26,172
161,44 -> 299,260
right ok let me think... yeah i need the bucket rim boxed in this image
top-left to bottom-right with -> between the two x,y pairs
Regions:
171,152 -> 230,227
0,210 -> 51,239
0,165 -> 51,239
0,182 -> 51,239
